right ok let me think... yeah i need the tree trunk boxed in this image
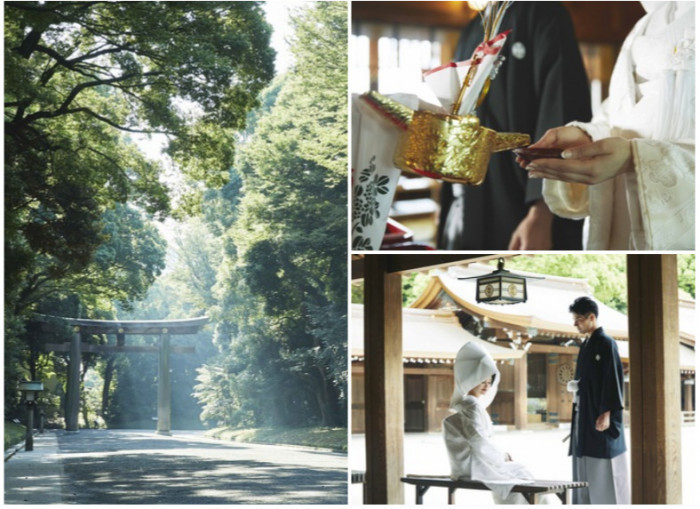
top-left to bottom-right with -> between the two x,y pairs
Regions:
314,366 -> 330,426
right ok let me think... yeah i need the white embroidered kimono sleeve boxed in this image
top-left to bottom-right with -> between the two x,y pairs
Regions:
443,399 -> 534,501
543,3 -> 695,250
632,138 -> 694,249
541,106 -> 614,222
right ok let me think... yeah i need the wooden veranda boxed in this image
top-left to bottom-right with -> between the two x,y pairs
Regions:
353,254 -> 683,504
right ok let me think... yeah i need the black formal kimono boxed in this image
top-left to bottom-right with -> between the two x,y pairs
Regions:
570,326 -> 629,504
570,327 -> 626,459
438,1 -> 591,250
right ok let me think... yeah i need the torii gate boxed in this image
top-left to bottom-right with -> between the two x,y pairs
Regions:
40,316 -> 208,434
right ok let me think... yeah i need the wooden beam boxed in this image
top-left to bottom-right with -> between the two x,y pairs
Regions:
352,1 -> 476,29
386,253 -> 498,274
527,343 -> 581,355
627,255 -> 682,504
351,1 -> 644,44
46,343 -> 195,354
364,255 -> 404,504
354,253 -> 501,280
36,315 -> 208,335
562,1 -> 645,44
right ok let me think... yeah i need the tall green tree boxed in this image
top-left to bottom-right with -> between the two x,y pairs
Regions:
195,2 -> 348,429
5,1 -> 275,317
4,2 -> 274,419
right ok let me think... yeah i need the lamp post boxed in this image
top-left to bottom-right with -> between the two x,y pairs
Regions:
19,381 -> 44,452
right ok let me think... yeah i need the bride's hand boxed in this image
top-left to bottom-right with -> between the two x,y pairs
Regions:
526,137 -> 634,185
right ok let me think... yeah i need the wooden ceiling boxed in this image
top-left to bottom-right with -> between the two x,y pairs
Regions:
351,1 -> 646,44
351,253 -> 514,280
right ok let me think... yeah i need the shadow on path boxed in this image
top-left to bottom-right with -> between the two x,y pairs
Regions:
7,429 -> 347,505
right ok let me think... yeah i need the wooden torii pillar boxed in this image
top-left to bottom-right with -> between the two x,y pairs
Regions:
42,317 -> 208,434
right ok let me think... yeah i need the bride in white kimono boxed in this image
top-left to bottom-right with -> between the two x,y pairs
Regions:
518,1 -> 694,250
443,342 -> 557,504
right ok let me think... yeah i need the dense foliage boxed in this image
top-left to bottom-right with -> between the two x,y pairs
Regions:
4,2 -> 274,421
193,2 -> 348,428
4,2 -> 347,434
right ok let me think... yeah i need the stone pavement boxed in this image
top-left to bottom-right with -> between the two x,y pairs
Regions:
3,430 -> 65,504
4,429 -> 347,504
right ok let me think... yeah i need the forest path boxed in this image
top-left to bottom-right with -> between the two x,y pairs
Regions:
4,429 -> 347,504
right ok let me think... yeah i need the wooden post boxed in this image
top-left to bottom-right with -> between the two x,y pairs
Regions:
368,26 -> 380,91
364,255 -> 404,504
513,356 -> 528,430
66,327 -> 81,432
157,329 -> 172,435
25,402 -> 35,451
627,255 -> 682,504
546,353 -> 559,425
683,379 -> 694,412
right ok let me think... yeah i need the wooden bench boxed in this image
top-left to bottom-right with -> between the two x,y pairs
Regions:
351,470 -> 367,503
401,475 -> 588,504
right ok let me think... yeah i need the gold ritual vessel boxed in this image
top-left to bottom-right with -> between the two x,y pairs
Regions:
362,91 -> 530,186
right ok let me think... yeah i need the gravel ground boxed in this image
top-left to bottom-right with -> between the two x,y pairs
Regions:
351,424 -> 698,505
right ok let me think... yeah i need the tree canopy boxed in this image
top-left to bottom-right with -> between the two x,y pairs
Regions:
5,1 -> 275,317
4,2 -> 275,420
193,2 -> 348,428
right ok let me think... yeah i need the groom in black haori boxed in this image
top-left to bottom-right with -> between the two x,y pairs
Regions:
568,297 -> 630,504
439,1 -> 589,250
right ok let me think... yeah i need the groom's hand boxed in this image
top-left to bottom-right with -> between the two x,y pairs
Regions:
508,200 -> 553,250
595,411 -> 611,431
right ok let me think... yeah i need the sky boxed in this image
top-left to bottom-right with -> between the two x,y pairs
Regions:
264,0 -> 311,73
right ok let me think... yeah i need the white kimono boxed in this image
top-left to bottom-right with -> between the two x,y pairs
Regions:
444,396 -> 535,504
443,342 -> 557,504
543,1 -> 694,250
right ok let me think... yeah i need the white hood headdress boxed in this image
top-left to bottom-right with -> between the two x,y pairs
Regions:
450,341 -> 501,409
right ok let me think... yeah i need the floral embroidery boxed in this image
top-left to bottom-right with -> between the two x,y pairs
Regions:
352,156 -> 390,250
672,32 -> 694,71
643,142 -> 678,188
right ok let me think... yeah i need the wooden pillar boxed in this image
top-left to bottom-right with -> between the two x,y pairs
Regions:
369,25 -> 380,91
426,375 -> 437,432
65,327 -> 81,432
364,255 -> 404,504
513,356 -> 528,430
157,329 -> 172,435
627,255 -> 682,504
546,353 -> 559,425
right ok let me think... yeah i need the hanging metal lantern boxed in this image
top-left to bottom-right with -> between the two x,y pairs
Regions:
461,257 -> 527,305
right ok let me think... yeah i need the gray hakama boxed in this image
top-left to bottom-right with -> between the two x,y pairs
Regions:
571,402 -> 630,504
